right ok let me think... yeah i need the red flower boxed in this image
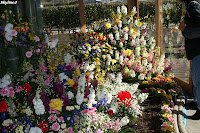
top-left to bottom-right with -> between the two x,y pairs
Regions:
22,83 -> 32,93
107,109 -> 115,116
117,91 -> 132,107
0,101 -> 8,113
39,121 -> 49,132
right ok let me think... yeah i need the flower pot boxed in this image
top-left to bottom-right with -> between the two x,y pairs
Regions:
6,47 -> 19,73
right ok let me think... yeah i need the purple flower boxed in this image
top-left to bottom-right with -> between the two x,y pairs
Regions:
121,29 -> 127,35
16,41 -> 23,46
19,36 -> 27,41
111,40 -> 116,45
113,26 -> 118,31
40,92 -> 50,110
0,26 -> 4,31
133,42 -> 138,47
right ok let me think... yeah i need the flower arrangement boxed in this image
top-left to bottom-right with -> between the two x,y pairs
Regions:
0,5 -> 181,133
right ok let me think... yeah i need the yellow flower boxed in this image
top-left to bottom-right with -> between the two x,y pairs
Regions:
152,77 -> 158,81
142,81 -> 149,84
76,68 -> 81,76
96,58 -> 101,66
111,59 -> 117,64
162,126 -> 175,132
125,49 -> 132,56
123,27 -> 129,32
65,79 -> 75,87
49,99 -> 63,111
157,88 -> 162,93
162,113 -> 172,119
105,23 -> 111,29
85,71 -> 90,76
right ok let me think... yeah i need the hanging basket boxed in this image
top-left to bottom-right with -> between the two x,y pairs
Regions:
6,47 -> 19,73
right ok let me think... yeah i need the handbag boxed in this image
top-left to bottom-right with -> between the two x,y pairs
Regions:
182,0 -> 200,39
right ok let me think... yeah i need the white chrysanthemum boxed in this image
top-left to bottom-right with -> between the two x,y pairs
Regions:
142,58 -> 148,66
129,69 -> 136,78
64,53 -> 72,65
119,55 -> 123,65
33,97 -> 45,115
67,91 -> 74,99
115,51 -> 119,60
29,127 -> 42,133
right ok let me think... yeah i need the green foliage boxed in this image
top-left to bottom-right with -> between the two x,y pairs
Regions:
42,1 -> 184,30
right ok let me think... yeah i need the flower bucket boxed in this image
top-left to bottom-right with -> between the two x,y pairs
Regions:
6,47 -> 19,73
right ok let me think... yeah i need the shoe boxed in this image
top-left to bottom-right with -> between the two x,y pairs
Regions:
185,101 -> 198,110
187,109 -> 200,120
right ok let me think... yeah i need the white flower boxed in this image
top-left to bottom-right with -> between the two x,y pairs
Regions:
29,127 -> 42,133
118,20 -> 122,28
121,116 -> 129,126
119,42 -> 123,47
15,126 -> 24,133
142,58 -> 148,66
59,73 -> 68,82
75,105 -> 80,110
115,51 -> 119,60
119,55 -> 123,65
61,123 -> 66,129
5,23 -> 13,32
48,38 -> 58,48
138,73 -> 145,80
117,6 -> 121,15
109,33 -> 114,40
64,53 -> 72,65
124,33 -> 128,40
76,91 -> 84,105
67,91 -> 74,99
33,97 -> 45,115
5,32 -> 13,41
0,74 -> 12,88
132,6 -> 137,13
2,119 -> 13,126
25,107 -> 33,116
135,46 -> 141,57
129,69 -> 136,78
121,5 -> 127,15
138,93 -> 149,103
115,32 -> 120,40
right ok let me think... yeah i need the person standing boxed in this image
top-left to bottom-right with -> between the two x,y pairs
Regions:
175,0 -> 200,120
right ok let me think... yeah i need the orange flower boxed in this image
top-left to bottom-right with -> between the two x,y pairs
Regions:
115,19 -> 120,24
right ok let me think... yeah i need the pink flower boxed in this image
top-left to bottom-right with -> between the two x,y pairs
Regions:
83,109 -> 89,114
124,58 -> 129,65
35,49 -> 41,55
48,114 -> 57,123
1,15 -> 5,19
168,117 -> 175,123
10,30 -> 17,36
15,86 -> 23,92
8,87 -> 14,97
0,88 -> 9,96
26,51 -> 33,58
67,127 -> 74,133
58,116 -> 64,123
38,43 -> 43,48
44,78 -> 52,85
161,122 -> 171,127
95,129 -> 103,133
52,123 -> 60,131
122,50 -> 126,57
34,36 -> 40,42
90,107 -> 96,111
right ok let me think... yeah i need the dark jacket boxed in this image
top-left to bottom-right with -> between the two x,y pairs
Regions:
184,0 -> 200,60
